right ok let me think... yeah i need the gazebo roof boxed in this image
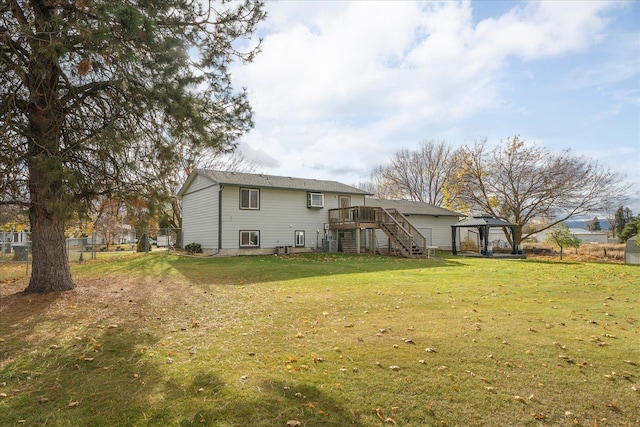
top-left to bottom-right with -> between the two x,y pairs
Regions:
451,214 -> 515,228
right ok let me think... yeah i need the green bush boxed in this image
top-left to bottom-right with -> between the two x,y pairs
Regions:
184,242 -> 202,254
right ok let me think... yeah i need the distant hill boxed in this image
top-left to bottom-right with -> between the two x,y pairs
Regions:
564,219 -> 610,231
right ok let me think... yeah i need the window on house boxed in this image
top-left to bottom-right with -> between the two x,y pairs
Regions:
240,230 -> 260,247
295,230 -> 305,247
307,192 -> 324,208
240,188 -> 259,209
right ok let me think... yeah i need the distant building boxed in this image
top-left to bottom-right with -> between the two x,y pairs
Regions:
625,235 -> 640,265
536,227 -> 608,244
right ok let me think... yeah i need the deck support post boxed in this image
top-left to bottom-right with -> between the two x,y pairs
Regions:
355,228 -> 361,254
369,229 -> 376,254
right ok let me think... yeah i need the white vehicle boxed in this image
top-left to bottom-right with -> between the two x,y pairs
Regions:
156,235 -> 174,247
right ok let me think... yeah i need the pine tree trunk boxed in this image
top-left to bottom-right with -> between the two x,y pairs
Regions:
23,36 -> 75,293
24,158 -> 75,293
25,205 -> 75,293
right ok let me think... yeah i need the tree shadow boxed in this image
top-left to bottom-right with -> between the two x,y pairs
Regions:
0,286 -> 64,341
521,258 -> 583,265
157,378 -> 364,427
167,253 -> 464,286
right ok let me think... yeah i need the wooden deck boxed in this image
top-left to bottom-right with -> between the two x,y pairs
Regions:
328,206 -> 428,258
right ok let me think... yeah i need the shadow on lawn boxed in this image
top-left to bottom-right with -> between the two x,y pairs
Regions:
166,253 -> 464,286
521,258 -> 585,266
0,285 -> 63,341
151,378 -> 363,427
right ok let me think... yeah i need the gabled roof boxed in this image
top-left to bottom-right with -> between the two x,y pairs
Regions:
452,214 -> 515,228
178,170 -> 372,197
366,198 -> 462,217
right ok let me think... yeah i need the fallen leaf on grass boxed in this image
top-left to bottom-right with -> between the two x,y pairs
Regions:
425,347 -> 437,353
374,408 -> 384,420
514,395 -> 527,404
389,365 -> 401,371
38,397 -> 49,404
67,401 -> 80,408
286,421 -> 301,427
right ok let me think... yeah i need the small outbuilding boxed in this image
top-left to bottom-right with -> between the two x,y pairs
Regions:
451,214 -> 523,258
625,235 -> 640,265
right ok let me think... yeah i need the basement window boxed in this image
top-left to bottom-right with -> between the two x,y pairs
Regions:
240,230 -> 260,247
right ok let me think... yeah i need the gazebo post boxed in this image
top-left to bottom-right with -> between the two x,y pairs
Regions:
484,225 -> 490,256
451,227 -> 457,255
451,214 -> 523,258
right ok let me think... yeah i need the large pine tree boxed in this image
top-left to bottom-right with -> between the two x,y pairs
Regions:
0,0 -> 265,292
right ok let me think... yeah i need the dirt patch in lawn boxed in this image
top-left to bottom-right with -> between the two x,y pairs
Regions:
0,273 -> 195,346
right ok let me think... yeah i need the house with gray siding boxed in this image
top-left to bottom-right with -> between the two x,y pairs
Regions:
178,170 -> 463,256
177,170 -> 370,255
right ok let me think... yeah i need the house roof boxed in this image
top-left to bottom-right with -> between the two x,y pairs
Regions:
365,198 -> 462,217
178,170 -> 372,197
568,228 -> 608,236
626,235 -> 640,253
451,214 -> 515,228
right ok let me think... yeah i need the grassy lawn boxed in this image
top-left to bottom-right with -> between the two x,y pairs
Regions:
0,253 -> 638,426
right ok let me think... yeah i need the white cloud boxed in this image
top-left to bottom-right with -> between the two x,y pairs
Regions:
230,0 -> 637,187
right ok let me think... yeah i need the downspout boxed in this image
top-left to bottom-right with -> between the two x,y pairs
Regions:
218,185 -> 224,252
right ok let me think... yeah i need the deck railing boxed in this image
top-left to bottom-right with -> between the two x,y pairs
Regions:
328,206 -> 428,258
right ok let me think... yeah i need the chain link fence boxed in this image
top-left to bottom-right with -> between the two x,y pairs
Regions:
0,229 -> 183,266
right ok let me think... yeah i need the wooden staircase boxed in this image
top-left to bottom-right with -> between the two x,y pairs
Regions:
378,208 -> 427,258
328,206 -> 428,258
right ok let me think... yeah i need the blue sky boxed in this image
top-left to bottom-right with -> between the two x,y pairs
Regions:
231,0 -> 640,213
